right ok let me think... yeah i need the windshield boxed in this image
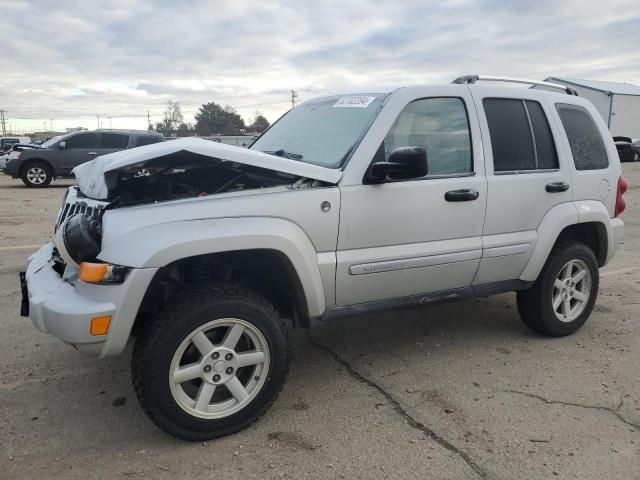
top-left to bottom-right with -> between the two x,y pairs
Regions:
251,93 -> 387,168
41,134 -> 70,148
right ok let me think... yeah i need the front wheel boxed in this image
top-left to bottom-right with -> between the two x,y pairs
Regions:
633,152 -> 639,162
517,241 -> 599,336
21,161 -> 53,187
132,285 -> 290,441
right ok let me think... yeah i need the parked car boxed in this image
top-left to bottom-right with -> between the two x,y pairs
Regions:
613,136 -> 640,162
21,76 -> 626,441
0,136 -> 31,151
2,129 -> 165,187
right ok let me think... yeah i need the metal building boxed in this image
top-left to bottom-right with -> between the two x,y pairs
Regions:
544,77 -> 640,138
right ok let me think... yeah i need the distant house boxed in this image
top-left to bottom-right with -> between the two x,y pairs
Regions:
545,77 -> 640,138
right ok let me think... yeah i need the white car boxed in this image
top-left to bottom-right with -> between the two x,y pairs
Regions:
22,75 -> 626,440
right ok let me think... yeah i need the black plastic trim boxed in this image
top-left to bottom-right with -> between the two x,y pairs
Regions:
314,279 -> 533,324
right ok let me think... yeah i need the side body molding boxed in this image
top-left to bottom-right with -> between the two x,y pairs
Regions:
97,217 -> 327,317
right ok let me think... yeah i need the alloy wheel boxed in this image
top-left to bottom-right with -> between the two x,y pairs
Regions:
552,259 -> 591,322
26,167 -> 47,185
169,318 -> 270,419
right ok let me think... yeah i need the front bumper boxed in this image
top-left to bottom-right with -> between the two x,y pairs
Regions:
25,243 -> 157,357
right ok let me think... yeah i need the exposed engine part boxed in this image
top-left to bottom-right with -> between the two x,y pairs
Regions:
103,151 -> 304,207
55,214 -> 102,265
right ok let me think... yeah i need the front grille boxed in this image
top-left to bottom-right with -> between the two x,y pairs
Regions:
55,188 -> 106,231
57,201 -> 103,228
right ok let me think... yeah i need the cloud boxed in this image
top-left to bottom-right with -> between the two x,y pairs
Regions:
0,0 -> 639,132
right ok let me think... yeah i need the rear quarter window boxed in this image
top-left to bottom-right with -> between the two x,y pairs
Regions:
556,104 -> 608,170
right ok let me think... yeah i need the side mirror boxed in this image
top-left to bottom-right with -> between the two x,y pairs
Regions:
367,147 -> 428,183
59,141 -> 66,150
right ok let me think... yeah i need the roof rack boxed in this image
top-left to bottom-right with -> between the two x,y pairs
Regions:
452,75 -> 579,96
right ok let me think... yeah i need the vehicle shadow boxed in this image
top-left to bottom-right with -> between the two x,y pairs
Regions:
4,294 -> 534,456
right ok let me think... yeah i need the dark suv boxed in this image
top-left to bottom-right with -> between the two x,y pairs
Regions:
2,129 -> 165,187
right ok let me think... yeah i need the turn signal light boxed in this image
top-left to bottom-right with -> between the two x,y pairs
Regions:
90,315 -> 112,336
79,262 -> 130,284
79,262 -> 109,283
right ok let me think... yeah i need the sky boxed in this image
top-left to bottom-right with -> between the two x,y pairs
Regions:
1,0 -> 639,134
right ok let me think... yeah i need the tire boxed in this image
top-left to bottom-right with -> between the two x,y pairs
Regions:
21,161 -> 52,187
633,152 -> 639,162
132,284 -> 290,441
517,241 -> 599,336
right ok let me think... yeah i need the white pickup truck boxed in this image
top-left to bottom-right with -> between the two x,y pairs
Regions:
22,76 -> 626,440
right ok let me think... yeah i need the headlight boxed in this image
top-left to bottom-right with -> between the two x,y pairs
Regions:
55,213 -> 102,265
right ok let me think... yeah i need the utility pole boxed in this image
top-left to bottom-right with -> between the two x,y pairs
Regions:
108,116 -> 112,129
43,121 -> 46,133
50,118 -> 53,132
290,89 -> 298,109
97,115 -> 100,129
147,110 -> 151,129
0,110 -> 6,136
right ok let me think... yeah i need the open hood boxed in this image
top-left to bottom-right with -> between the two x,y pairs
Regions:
72,137 -> 343,200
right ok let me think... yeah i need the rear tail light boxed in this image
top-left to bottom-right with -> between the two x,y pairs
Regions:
615,175 -> 628,217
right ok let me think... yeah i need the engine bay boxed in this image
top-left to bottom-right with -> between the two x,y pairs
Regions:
103,151 -> 300,207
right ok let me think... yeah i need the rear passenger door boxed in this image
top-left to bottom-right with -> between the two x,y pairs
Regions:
470,89 -> 572,285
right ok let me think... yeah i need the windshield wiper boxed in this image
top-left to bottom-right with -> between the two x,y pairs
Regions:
263,149 -> 303,160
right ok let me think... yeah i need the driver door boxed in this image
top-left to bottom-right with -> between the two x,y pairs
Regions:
335,92 -> 487,306
59,132 -> 98,174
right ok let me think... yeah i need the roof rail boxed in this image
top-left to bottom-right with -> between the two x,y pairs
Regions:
452,75 -> 579,96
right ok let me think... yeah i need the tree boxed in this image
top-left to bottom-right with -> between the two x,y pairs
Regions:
248,112 -> 270,133
195,101 -> 245,135
154,100 -> 184,135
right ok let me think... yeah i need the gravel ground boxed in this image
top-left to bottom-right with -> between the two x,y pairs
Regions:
1,165 -> 639,480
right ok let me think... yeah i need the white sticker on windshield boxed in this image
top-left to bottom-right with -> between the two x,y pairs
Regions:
333,96 -> 376,108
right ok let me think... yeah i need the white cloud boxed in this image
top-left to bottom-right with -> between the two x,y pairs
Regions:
0,0 -> 638,132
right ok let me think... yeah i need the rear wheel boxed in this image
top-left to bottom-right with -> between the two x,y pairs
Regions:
517,241 -> 599,336
633,152 -> 639,162
21,161 -> 52,187
132,285 -> 290,441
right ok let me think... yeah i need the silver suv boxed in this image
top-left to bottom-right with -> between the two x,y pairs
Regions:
21,76 -> 626,440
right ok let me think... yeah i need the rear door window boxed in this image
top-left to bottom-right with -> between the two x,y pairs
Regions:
556,104 -> 608,170
136,135 -> 162,147
66,133 -> 96,149
484,98 -> 558,172
101,133 -> 129,149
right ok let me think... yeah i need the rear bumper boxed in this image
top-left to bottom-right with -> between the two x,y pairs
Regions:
25,243 -> 157,357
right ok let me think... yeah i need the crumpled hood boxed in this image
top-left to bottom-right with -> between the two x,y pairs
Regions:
72,137 -> 342,199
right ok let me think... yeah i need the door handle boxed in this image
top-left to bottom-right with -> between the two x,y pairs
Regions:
88,151 -> 98,155
545,182 -> 569,193
445,189 -> 479,202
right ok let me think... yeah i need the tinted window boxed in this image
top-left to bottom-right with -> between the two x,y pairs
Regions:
136,135 -> 162,147
384,97 -> 472,176
101,133 -> 129,149
483,98 -> 535,171
526,100 -> 559,170
556,104 -> 608,170
66,133 -> 96,149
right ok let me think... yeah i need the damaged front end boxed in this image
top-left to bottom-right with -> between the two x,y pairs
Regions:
53,139 -> 342,268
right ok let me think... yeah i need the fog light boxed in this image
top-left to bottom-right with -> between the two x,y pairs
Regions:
90,315 -> 112,336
